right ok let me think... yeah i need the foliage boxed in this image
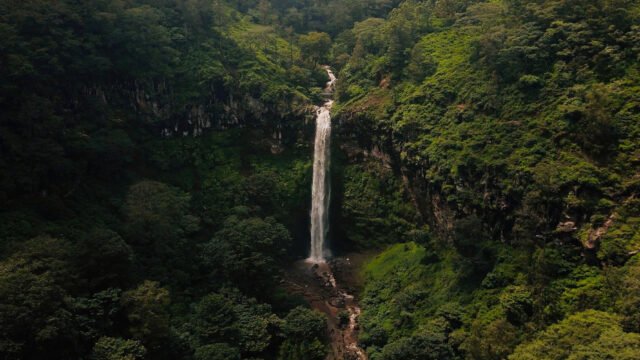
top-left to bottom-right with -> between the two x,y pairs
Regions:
509,310 -> 640,360
379,330 -> 455,360
201,214 -> 292,295
121,281 -> 171,352
187,289 -> 279,356
336,160 -> 422,250
0,0 -> 329,358
299,32 -> 332,66
194,343 -> 241,360
91,337 -> 146,360
2,0 -> 640,359
617,256 -> 640,333
0,236 -> 76,359
278,307 -> 327,360
334,1 -> 640,357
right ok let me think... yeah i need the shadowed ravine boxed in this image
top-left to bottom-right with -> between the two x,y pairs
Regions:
291,68 -> 367,359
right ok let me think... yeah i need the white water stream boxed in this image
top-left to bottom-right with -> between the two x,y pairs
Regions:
309,68 -> 337,262
302,68 -> 367,360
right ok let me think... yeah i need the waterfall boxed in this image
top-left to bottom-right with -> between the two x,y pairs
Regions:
308,68 -> 336,263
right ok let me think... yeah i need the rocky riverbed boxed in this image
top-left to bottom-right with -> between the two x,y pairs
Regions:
283,255 -> 369,360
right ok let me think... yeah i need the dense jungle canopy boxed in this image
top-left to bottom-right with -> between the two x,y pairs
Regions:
0,0 -> 639,359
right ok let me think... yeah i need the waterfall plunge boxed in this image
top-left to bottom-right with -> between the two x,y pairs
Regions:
308,68 -> 336,263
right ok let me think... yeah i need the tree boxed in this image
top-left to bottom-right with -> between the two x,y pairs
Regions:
194,344 -> 240,360
121,281 -> 171,353
352,18 -> 386,55
406,41 -> 437,82
434,0 -> 474,22
211,0 -> 229,28
123,181 -> 195,246
71,288 -> 123,350
77,228 -> 133,290
278,307 -> 327,360
283,7 -> 304,31
618,258 -> 640,332
569,329 -> 640,360
452,214 -> 495,280
463,318 -> 521,360
379,330 -> 455,360
0,236 -> 77,359
254,0 -> 275,25
191,293 -> 239,345
91,337 -> 146,360
382,0 -> 432,74
123,181 -> 199,282
200,215 -> 291,295
509,310 -> 640,360
190,289 -> 278,355
112,5 -> 177,77
299,32 -> 332,66
500,286 -> 533,325
231,293 -> 278,354
282,307 -> 326,340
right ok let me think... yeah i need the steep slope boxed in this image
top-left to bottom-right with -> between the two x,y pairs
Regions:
329,0 -> 640,359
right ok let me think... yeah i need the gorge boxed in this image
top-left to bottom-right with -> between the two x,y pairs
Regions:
298,68 -> 367,359
1,1 -> 640,360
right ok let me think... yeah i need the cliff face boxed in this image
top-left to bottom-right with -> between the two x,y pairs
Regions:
331,93 -> 445,236
330,106 -> 431,252
0,75 -> 319,209
83,79 -> 315,144
334,116 -> 430,247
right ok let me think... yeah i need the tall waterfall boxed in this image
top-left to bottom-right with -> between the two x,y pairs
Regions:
309,68 -> 337,262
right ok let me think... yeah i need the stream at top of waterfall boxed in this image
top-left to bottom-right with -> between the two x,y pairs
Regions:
283,255 -> 371,360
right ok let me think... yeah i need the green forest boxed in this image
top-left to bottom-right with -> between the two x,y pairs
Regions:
0,0 -> 639,359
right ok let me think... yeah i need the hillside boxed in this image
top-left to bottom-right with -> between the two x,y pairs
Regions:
1,0 -> 639,359
332,1 -> 640,359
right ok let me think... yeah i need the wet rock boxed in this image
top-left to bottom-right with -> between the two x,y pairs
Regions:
556,221 -> 577,233
585,214 -> 616,249
330,297 -> 346,308
284,258 -> 367,360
